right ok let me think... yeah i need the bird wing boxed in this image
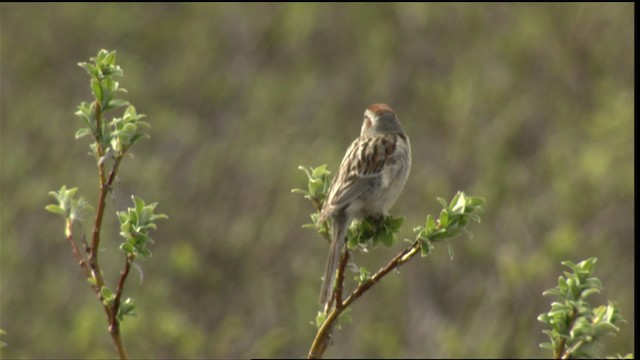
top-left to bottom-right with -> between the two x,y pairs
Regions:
320,135 -> 390,219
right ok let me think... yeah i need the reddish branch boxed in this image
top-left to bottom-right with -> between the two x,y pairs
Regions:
65,220 -> 92,280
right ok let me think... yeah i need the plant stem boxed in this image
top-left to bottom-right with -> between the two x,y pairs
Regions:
110,331 -> 129,360
86,100 -> 129,359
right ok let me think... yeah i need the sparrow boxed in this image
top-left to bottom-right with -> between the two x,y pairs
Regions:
318,104 -> 411,306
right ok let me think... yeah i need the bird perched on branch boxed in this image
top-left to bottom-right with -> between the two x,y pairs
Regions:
318,104 -> 411,307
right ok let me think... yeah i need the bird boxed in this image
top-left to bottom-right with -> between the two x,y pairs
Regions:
318,104 -> 411,307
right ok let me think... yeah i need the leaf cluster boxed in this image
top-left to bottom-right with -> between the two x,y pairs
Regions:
538,258 -> 629,359
413,192 -> 485,259
75,49 -> 149,158
45,185 -> 94,229
118,196 -> 168,259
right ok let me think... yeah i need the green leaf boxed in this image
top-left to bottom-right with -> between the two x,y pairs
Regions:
439,209 -> 449,227
387,216 -> 404,230
380,230 -> 394,248
129,133 -> 150,146
579,257 -> 598,271
419,238 -> 432,257
132,195 -> 145,215
315,311 -> 327,329
95,49 -> 109,64
101,286 -> 114,300
450,191 -> 466,213
355,267 -> 371,283
542,288 -> 562,297
466,213 -> 482,223
585,277 -> 603,290
150,213 -> 169,221
124,105 -> 137,119
75,127 -> 92,139
594,322 -> 619,336
291,188 -> 308,195
539,342 -> 554,350
430,228 -> 450,241
78,62 -> 99,78
436,197 -> 448,210
581,287 -> 601,298
104,50 -> 117,66
120,242 -> 135,255
117,297 -> 137,321
311,164 -> 329,179
561,260 -> 578,273
467,196 -> 486,207
426,214 -> 436,232
45,204 -> 65,215
90,79 -> 103,103
135,120 -> 151,128
308,178 -> 318,195
104,98 -> 129,111
139,248 -> 152,258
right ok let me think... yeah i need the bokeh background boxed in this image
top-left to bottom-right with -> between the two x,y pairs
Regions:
0,3 -> 634,358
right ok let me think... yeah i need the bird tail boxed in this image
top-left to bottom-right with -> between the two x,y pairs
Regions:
319,213 -> 347,306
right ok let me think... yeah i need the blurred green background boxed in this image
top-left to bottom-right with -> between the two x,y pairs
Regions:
0,3 -> 634,358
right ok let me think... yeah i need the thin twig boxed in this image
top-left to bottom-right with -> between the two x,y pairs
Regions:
81,233 -> 90,254
112,254 -> 133,328
65,219 -> 92,280
342,242 -> 420,308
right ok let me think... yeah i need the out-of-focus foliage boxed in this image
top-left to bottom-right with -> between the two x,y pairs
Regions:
0,3 -> 633,358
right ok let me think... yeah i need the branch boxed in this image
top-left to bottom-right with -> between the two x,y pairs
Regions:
88,154 -> 123,291
110,331 -> 129,360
